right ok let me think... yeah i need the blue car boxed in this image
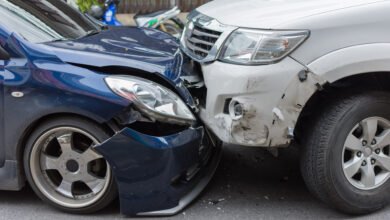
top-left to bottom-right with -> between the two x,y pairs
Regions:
0,0 -> 221,216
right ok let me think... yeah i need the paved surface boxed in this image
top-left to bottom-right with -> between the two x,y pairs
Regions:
0,145 -> 389,220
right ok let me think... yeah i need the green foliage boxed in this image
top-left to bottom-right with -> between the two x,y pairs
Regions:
76,0 -> 103,13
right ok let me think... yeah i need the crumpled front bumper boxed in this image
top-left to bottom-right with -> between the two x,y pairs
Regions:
94,125 -> 221,216
199,57 -> 311,147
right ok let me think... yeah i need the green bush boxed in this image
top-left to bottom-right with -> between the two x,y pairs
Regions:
77,0 -> 103,13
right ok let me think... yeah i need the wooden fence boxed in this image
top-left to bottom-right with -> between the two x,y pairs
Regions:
118,0 -> 212,13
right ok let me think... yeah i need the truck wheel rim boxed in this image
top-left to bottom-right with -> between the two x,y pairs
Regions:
30,127 -> 111,208
342,117 -> 390,190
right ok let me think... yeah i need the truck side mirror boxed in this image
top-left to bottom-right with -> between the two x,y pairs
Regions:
0,46 -> 10,60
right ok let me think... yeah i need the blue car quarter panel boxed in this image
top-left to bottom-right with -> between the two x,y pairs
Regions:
95,126 -> 221,216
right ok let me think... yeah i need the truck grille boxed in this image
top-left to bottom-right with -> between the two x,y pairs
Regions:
185,24 -> 222,59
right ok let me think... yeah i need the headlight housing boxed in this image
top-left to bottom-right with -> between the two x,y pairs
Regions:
219,29 -> 309,65
105,76 -> 196,125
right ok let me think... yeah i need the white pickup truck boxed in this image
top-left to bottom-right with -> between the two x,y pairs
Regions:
181,0 -> 390,214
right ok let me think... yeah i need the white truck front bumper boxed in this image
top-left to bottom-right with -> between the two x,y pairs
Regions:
199,57 -> 324,147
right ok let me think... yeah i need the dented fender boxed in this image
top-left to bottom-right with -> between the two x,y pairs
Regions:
270,70 -> 327,146
199,57 -> 327,147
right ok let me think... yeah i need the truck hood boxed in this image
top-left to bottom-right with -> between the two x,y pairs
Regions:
197,0 -> 385,29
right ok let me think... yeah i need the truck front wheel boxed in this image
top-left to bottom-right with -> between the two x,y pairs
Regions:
301,91 -> 390,214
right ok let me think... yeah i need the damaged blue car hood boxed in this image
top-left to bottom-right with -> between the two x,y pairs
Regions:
44,27 -> 184,82
35,27 -> 195,106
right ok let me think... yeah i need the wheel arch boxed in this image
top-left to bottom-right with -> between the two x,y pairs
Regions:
307,43 -> 390,83
291,43 -> 390,143
294,71 -> 390,143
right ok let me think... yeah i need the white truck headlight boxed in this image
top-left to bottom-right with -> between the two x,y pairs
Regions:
105,76 -> 196,125
219,29 -> 309,65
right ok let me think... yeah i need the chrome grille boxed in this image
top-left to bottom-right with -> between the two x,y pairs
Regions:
185,24 -> 222,59
181,11 -> 237,62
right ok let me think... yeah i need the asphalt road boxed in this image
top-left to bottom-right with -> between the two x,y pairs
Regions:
0,145 -> 389,220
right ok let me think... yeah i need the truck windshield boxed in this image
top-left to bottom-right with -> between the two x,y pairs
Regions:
0,0 -> 101,43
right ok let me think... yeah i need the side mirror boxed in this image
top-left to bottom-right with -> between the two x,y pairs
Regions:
0,46 -> 10,60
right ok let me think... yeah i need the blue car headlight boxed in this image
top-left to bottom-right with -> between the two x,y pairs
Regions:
105,76 -> 196,125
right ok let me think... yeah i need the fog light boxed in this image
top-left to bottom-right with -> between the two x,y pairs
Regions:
229,100 -> 243,120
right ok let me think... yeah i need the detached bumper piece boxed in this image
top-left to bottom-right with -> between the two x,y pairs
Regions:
94,126 -> 221,216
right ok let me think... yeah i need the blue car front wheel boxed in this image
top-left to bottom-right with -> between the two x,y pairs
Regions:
24,117 -> 117,214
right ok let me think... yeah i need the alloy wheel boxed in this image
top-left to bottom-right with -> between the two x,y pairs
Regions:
29,127 -> 111,208
342,117 -> 390,190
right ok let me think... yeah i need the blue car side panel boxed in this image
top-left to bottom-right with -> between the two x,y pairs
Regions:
95,127 -> 204,215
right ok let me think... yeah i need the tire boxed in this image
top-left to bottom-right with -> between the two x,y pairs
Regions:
23,117 -> 117,214
301,91 -> 390,214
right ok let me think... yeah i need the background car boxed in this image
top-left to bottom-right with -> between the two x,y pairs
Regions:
181,0 -> 390,214
0,0 -> 220,215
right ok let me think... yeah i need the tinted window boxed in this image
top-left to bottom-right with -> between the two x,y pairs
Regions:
0,0 -> 100,43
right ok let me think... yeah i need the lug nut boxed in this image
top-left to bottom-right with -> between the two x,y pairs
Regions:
362,160 -> 367,166
371,139 -> 377,145
371,159 -> 376,165
375,149 -> 381,154
357,151 -> 362,157
362,140 -> 367,146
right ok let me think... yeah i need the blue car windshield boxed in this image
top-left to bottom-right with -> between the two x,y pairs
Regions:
0,0 -> 101,43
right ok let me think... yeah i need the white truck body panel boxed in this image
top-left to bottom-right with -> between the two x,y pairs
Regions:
182,0 -> 390,147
